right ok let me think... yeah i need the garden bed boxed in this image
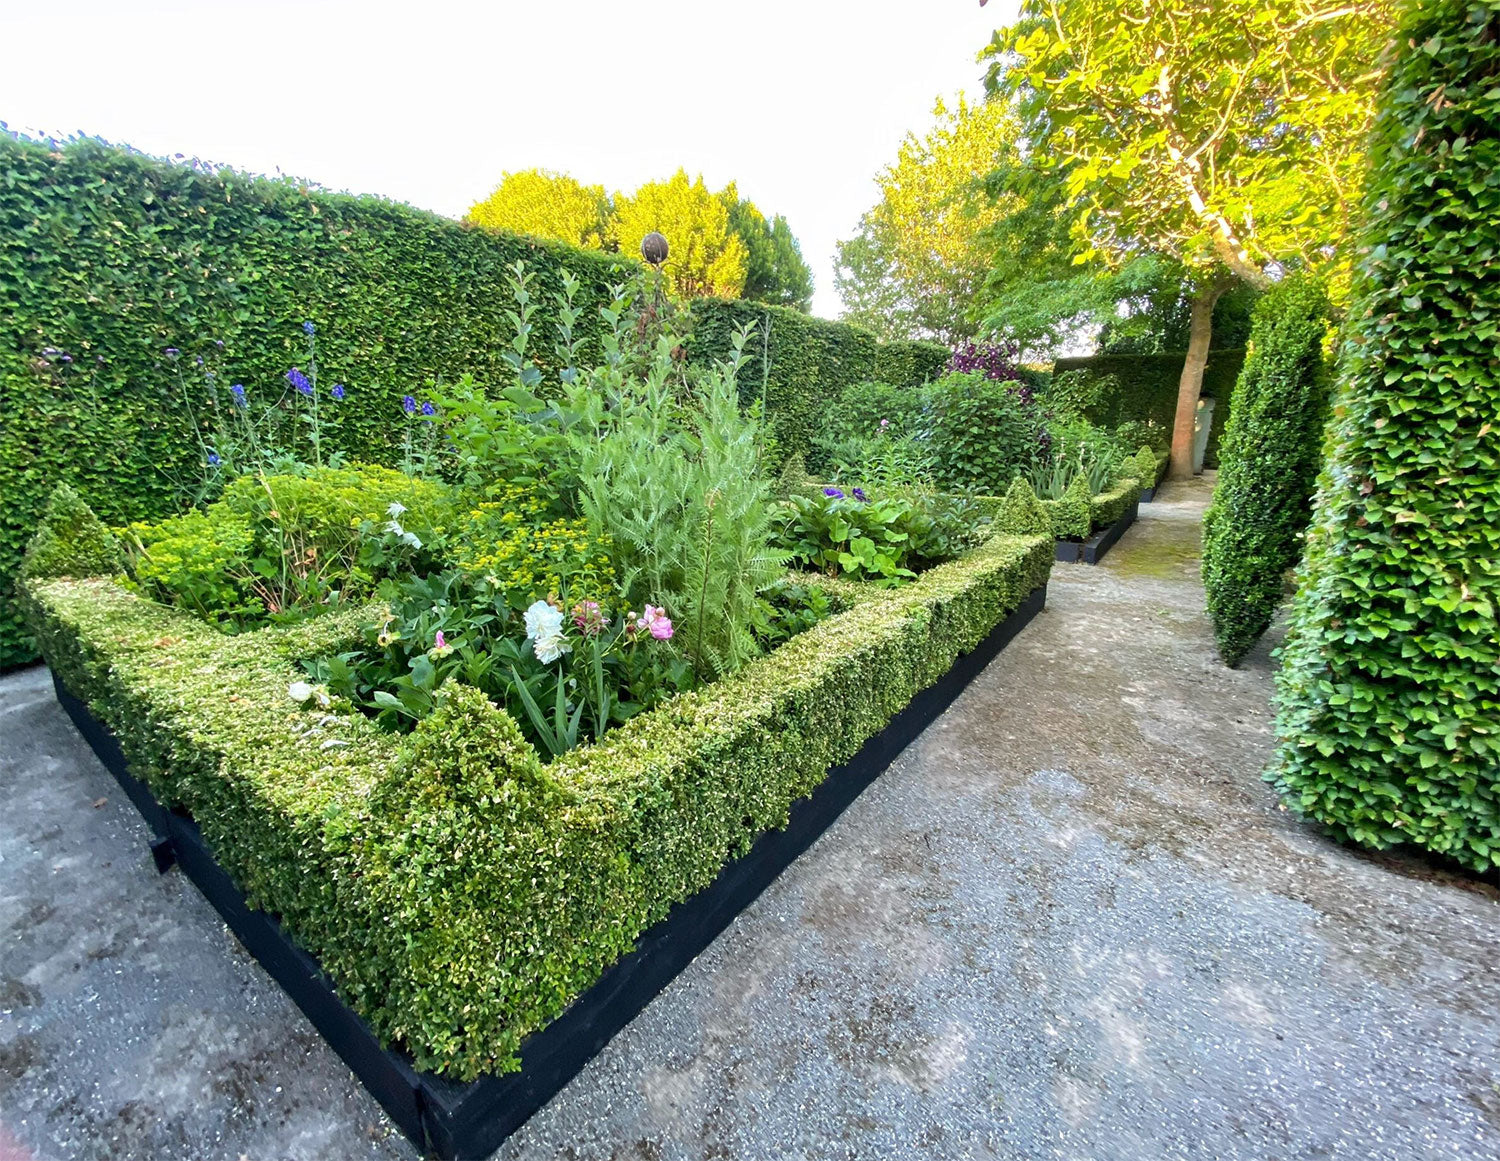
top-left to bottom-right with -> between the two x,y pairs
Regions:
1053,495 -> 1139,563
25,531 -> 1051,1158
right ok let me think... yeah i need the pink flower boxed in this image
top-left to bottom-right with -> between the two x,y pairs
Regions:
879,418 -> 889,428
428,629 -> 454,659
637,604 -> 673,640
434,630 -> 447,650
572,600 -> 609,637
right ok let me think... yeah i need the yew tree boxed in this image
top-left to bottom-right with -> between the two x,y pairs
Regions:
984,0 -> 1391,478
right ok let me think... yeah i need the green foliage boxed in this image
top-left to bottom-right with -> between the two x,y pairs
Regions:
570,327 -> 788,680
925,372 -> 1047,493
21,485 -> 123,581
1269,0 -> 1500,872
780,492 -> 919,584
1052,475 -> 1093,541
723,192 -> 815,311
1203,278 -> 1332,665
835,96 -> 1018,342
23,528 -> 1052,1079
823,381 -> 930,440
1050,350 -> 1245,466
448,490 -> 616,611
1127,446 -> 1163,490
121,466 -> 453,627
0,131 -> 639,668
1088,478 -> 1142,531
686,299 -> 945,466
610,170 -> 747,298
465,169 -> 612,249
993,478 -> 1052,537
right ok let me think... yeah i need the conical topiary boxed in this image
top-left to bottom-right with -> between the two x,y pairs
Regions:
1052,473 -> 1092,541
994,477 -> 1052,536
21,485 -> 122,581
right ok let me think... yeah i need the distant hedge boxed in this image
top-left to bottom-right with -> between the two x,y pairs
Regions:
687,299 -> 947,459
1202,278 -> 1331,666
1052,348 -> 1246,466
0,134 -> 943,669
1268,0 -> 1500,872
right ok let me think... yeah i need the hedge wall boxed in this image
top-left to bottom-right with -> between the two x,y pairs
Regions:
23,515 -> 1053,1079
687,298 -> 948,460
1202,279 -> 1332,667
1052,348 -> 1246,467
1268,0 -> 1500,872
0,134 -> 945,669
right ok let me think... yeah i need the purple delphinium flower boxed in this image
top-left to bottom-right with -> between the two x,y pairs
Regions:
60,354 -> 72,364
421,401 -> 436,417
164,347 -> 179,358
230,383 -> 247,407
215,339 -> 225,350
401,395 -> 417,415
852,487 -> 868,502
330,384 -> 345,400
287,367 -> 312,395
207,452 -> 221,466
823,487 -> 845,499
303,320 -> 316,336
195,355 -> 204,367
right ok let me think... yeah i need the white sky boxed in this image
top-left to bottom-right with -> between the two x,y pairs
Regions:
0,0 -> 1018,319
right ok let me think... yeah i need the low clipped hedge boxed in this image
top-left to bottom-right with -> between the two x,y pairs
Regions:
971,475 -> 1143,543
1269,0 -> 1500,872
22,513 -> 1052,1079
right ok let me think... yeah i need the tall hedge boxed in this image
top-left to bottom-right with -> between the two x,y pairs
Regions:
1268,0 -> 1500,872
1201,279 -> 1331,666
0,133 -> 641,669
687,298 -> 947,459
1051,348 -> 1245,465
0,134 -> 943,669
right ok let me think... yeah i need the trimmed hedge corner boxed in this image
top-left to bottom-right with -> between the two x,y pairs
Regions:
1268,0 -> 1500,872
23,518 -> 1052,1080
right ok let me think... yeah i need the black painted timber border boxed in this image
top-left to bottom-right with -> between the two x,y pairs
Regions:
1054,498 -> 1139,565
51,582 -> 1047,1159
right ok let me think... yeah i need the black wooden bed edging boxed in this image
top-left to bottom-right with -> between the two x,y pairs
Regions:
51,582 -> 1047,1160
1054,497 -> 1140,565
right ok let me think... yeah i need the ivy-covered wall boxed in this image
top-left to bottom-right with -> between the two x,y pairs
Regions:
1268,0 -> 1500,872
1052,348 -> 1246,466
0,134 -> 949,669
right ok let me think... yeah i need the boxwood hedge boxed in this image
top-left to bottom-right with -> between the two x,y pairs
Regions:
1268,0 -> 1500,872
22,501 -> 1051,1079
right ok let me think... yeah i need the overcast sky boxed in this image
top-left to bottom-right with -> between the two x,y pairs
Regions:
0,0 -> 1018,319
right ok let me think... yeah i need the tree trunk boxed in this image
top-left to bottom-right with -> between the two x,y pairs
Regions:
1168,282 -> 1225,480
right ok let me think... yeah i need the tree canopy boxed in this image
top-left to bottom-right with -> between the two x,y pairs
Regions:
982,0 -> 1393,475
723,188 -> 815,311
835,95 -> 1015,344
465,169 -> 611,249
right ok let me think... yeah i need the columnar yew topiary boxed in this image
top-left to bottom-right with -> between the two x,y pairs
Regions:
1202,278 -> 1331,666
1269,0 -> 1500,871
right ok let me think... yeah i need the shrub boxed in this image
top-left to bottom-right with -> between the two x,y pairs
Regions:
448,491 -> 616,612
993,478 -> 1052,536
925,372 -> 1047,493
823,380 -> 930,439
1051,475 -> 1093,541
1268,0 -> 1500,872
1127,446 -> 1162,490
20,484 -> 122,581
1202,278 -> 1331,665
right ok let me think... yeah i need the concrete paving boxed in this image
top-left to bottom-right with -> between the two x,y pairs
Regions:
2,476 -> 1497,1161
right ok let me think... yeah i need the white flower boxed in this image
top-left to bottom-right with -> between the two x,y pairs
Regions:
523,599 -> 564,641
386,501 -> 407,517
533,631 -> 571,664
399,530 -> 423,550
287,681 -> 313,703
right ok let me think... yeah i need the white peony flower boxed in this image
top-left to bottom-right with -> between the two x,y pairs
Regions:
386,501 -> 407,517
533,631 -> 571,664
523,599 -> 564,641
287,681 -> 313,703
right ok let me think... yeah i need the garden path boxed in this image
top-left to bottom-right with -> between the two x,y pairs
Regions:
1,476 -> 1497,1161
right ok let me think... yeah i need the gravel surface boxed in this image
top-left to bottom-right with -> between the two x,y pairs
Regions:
2,475 -> 1496,1161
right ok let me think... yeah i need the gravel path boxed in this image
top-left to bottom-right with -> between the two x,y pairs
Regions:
2,476 -> 1496,1161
